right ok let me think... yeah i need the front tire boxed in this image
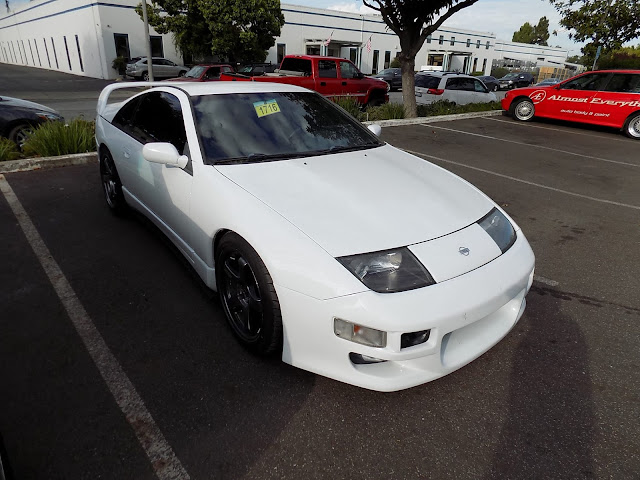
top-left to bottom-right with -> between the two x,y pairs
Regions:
100,148 -> 128,215
8,123 -> 32,148
510,98 -> 535,121
142,71 -> 150,82
216,233 -> 282,355
623,112 -> 640,139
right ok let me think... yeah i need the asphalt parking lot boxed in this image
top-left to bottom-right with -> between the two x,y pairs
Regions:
1,104 -> 639,479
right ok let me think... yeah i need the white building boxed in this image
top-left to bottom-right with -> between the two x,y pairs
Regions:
493,40 -> 568,68
0,1 -> 567,80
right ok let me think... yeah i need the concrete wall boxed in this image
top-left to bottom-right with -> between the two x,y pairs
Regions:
494,40 -> 568,67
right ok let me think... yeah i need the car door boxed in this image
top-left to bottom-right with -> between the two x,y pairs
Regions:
121,90 -> 197,256
472,78 -> 494,103
535,72 -> 611,121
444,77 -> 475,105
339,60 -> 368,100
315,59 -> 342,97
203,66 -> 221,81
588,73 -> 640,128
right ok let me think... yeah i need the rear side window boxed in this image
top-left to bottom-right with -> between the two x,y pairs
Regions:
112,97 -> 140,130
446,77 -> 475,91
128,91 -> 187,154
279,58 -> 312,75
415,75 -> 440,89
318,60 -> 337,78
562,73 -> 610,91
603,74 -> 640,93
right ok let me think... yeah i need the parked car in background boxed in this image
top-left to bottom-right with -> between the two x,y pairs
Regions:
96,81 -> 534,391
372,68 -> 403,91
0,95 -> 63,147
415,72 -> 498,105
535,77 -> 562,87
478,75 -> 499,92
238,63 -> 278,76
125,57 -> 188,81
498,72 -> 535,89
168,64 -> 234,82
502,69 -> 640,139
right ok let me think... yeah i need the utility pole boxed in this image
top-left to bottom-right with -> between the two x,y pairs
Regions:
141,0 -> 154,81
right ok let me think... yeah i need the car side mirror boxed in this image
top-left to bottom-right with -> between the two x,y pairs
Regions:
357,72 -> 365,79
368,124 -> 382,137
143,142 -> 189,168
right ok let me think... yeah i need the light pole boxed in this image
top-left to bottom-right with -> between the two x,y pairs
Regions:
141,0 -> 154,81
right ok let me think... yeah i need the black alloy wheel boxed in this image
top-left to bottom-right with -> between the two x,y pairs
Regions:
216,233 -> 282,355
99,148 -> 127,215
8,123 -> 32,148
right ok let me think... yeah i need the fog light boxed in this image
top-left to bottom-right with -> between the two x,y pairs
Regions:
401,329 -> 431,349
349,353 -> 387,365
334,318 -> 387,348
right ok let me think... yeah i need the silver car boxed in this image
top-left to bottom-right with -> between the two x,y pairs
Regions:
125,57 -> 188,81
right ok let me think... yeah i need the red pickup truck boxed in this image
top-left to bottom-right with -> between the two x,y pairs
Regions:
220,55 -> 389,106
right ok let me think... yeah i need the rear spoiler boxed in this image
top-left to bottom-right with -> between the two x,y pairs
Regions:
96,81 -> 188,116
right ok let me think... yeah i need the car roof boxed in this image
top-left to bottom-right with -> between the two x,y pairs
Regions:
416,71 -> 476,79
147,81 -> 311,96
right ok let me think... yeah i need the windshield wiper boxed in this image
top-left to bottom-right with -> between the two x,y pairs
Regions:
311,143 -> 381,156
215,151 -> 312,165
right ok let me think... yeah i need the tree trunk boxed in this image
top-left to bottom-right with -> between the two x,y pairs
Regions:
401,57 -> 417,118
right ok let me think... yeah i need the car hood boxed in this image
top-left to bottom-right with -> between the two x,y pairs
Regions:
216,144 -> 494,257
0,96 -> 58,114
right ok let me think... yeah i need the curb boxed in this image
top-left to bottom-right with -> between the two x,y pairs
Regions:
0,152 -> 97,174
363,109 -> 503,127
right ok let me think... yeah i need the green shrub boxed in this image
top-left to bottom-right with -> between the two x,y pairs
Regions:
417,100 -> 501,117
331,96 -> 364,121
22,118 -> 96,157
390,56 -> 401,68
490,67 -> 509,79
0,137 -> 21,162
365,102 -> 405,121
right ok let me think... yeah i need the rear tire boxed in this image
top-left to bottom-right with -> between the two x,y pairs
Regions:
8,123 -> 32,148
142,71 -> 150,82
100,148 -> 128,215
510,98 -> 535,121
216,233 -> 283,355
623,112 -> 640,139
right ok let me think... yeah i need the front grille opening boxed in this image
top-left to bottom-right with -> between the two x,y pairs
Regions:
401,329 -> 431,349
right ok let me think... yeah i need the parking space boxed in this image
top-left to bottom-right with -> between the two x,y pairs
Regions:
1,111 -> 640,479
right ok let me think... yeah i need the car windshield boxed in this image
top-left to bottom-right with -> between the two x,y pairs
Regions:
239,66 -> 253,73
185,66 -> 207,78
192,92 -> 382,164
502,73 -> 519,79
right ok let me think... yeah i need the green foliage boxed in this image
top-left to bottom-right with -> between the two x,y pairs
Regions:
0,137 -> 20,162
598,45 -> 640,69
512,17 -> 550,45
365,102 -> 405,121
470,71 -> 484,76
331,96 -> 364,121
490,67 -> 509,78
550,0 -> 640,56
362,0 -> 479,117
137,0 -> 285,63
22,119 -> 96,157
389,56 -> 401,68
112,56 -> 127,74
417,100 -> 501,117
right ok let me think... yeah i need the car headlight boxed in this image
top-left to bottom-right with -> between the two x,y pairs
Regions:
478,208 -> 516,253
37,112 -> 63,121
337,247 -> 435,293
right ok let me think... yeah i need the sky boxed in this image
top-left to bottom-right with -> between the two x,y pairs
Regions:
291,0 -> 586,55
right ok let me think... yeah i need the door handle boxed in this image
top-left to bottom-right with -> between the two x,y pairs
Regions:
320,81 -> 326,86
342,81 -> 347,86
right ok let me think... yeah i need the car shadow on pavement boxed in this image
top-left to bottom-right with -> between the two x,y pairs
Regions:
484,286 -> 595,479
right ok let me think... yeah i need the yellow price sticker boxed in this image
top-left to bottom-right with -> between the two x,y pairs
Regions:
253,99 -> 281,118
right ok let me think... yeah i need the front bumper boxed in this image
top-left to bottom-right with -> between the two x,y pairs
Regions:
278,233 -> 535,391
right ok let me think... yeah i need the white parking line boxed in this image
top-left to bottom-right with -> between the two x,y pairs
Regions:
421,124 -> 640,168
533,275 -> 559,287
402,149 -> 640,211
0,175 -> 190,480
484,116 -> 636,143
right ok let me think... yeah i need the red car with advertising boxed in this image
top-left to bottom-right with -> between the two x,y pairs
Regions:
501,70 -> 640,139
168,64 -> 234,82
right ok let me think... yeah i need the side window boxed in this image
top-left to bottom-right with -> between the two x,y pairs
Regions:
206,67 -> 220,79
152,58 -> 163,65
446,78 -> 467,90
318,60 -> 337,78
129,92 -> 187,154
221,66 -> 232,73
473,79 -> 488,92
340,61 -> 359,79
561,73 -> 610,91
112,96 -> 140,131
603,74 -> 640,93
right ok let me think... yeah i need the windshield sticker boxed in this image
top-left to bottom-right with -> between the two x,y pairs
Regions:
253,99 -> 281,118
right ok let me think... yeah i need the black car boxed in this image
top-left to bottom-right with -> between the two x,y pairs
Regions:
478,75 -> 499,92
498,72 -> 535,89
0,96 -> 63,146
238,63 -> 278,76
372,68 -> 402,91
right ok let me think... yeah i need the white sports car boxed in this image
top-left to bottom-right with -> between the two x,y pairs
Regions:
96,82 -> 535,392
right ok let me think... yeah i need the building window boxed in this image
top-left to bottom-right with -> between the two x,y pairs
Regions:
473,58 -> 478,71
75,35 -> 84,72
427,35 -> 432,44
482,58 -> 487,72
439,35 -> 444,45
450,37 -> 455,46
467,38 -> 471,47
476,40 -> 481,49
372,49 -> 379,74
21,40 -> 27,65
34,39 -> 41,66
277,43 -> 286,64
16,41 -> 23,64
43,38 -> 51,67
28,40 -> 35,65
51,37 -> 59,69
350,47 -> 357,63
63,36 -> 72,70
486,41 -> 490,49
537,57 -> 545,61
150,36 -> 163,57
113,33 -> 130,60
384,50 -> 391,69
